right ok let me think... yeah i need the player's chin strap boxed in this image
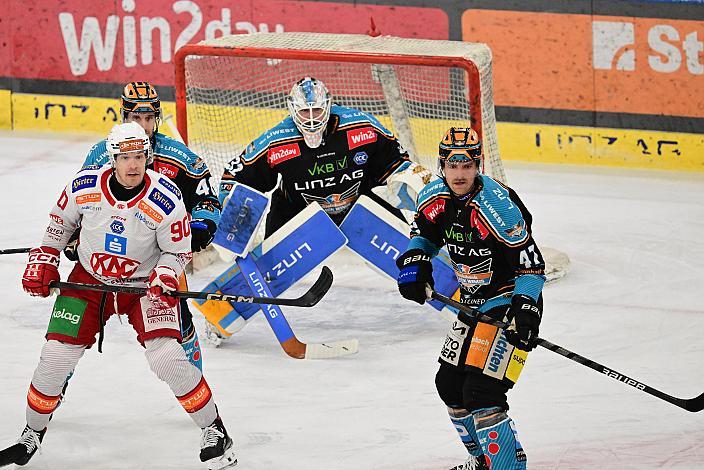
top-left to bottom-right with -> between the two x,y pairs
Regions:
431,290 -> 704,413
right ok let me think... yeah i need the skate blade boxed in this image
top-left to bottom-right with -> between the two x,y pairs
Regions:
206,447 -> 237,470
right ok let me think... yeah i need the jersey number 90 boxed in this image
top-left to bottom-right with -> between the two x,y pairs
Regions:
171,216 -> 191,242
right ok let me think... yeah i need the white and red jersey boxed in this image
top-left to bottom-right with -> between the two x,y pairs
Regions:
41,166 -> 192,286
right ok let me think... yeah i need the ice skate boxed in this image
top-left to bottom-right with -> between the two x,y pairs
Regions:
200,417 -> 237,469
449,454 -> 490,470
203,320 -> 225,348
0,425 -> 46,467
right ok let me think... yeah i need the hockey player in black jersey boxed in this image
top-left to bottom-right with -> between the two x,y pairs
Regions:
396,128 -> 546,470
219,76 -> 412,234
206,76 -> 429,341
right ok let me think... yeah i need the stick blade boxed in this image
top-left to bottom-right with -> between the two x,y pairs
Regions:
685,393 -> 704,412
304,339 -> 359,359
297,266 -> 334,307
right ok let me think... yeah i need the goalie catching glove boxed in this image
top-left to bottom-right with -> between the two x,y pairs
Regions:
505,294 -> 542,351
147,266 -> 180,309
396,249 -> 434,305
22,247 -> 60,297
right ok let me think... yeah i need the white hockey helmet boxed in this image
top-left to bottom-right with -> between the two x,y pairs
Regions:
287,77 -> 332,148
106,122 -> 153,166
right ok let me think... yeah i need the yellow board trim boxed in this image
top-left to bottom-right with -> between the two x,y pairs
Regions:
0,90 -> 11,129
7,92 -> 704,172
498,122 -> 704,172
11,93 -> 179,139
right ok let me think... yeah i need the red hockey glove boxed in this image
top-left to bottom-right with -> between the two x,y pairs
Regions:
147,266 -> 180,309
22,247 -> 60,297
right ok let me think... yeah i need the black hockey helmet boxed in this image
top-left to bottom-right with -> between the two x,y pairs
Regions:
438,127 -> 482,167
120,82 -> 161,120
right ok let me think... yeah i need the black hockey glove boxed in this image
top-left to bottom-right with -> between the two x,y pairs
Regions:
63,228 -> 81,262
396,249 -> 434,305
190,219 -> 217,252
505,294 -> 542,352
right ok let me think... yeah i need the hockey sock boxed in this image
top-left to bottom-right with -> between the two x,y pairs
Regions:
448,407 -> 484,459
145,337 -> 217,428
473,407 -> 526,470
181,323 -> 203,372
27,340 -> 86,431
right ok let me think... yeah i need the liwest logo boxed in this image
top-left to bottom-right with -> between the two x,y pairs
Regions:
347,127 -> 377,149
593,20 -> 704,74
268,143 -> 301,166
52,308 -> 81,325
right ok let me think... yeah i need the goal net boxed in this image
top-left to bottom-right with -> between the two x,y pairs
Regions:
175,32 -> 568,281
174,32 -> 505,187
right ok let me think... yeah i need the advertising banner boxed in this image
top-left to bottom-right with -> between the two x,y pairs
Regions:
462,9 -> 704,119
4,0 -> 448,88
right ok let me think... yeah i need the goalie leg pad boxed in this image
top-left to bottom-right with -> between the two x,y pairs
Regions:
339,195 -> 460,317
195,204 -> 347,337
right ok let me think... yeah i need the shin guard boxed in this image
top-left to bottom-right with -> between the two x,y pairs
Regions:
474,407 -> 526,469
448,407 -> 484,459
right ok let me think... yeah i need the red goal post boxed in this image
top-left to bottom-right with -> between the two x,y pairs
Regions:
173,32 -> 506,187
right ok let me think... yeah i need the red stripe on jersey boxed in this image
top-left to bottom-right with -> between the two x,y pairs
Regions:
100,169 -> 151,208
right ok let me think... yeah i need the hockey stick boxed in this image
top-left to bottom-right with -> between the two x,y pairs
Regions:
48,266 -> 333,308
0,247 -> 30,255
431,291 -> 704,413
237,254 -> 358,359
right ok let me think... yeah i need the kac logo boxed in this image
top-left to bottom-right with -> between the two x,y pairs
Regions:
110,220 -> 125,234
353,152 -> 368,165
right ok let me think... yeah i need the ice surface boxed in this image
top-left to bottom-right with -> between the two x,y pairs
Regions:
0,131 -> 702,469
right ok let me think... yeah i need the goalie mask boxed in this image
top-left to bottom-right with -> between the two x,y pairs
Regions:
287,77 -> 332,149
106,122 -> 153,166
438,127 -> 482,171
121,81 -> 161,122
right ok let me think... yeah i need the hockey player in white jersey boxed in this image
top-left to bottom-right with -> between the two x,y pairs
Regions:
66,81 -> 222,371
0,123 -> 236,469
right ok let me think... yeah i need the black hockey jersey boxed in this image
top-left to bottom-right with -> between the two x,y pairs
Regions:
410,175 -> 546,312
219,105 -> 409,229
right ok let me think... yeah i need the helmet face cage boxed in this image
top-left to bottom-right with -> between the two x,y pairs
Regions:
438,127 -> 482,170
106,122 -> 154,167
120,82 -> 161,121
287,77 -> 332,148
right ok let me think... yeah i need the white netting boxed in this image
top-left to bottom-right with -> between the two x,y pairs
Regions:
177,32 -> 505,187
